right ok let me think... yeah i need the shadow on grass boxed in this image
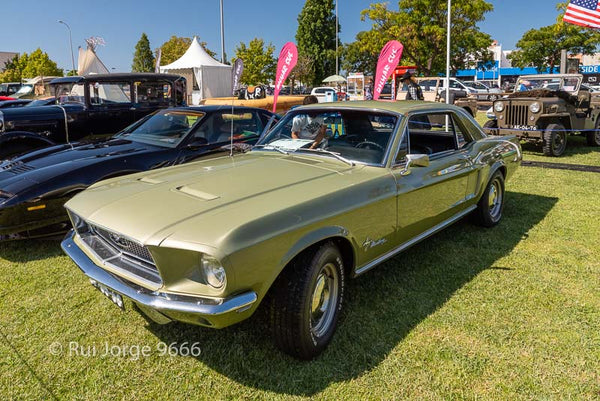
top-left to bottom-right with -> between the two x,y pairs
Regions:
0,239 -> 62,263
521,135 -> 596,158
146,191 -> 558,396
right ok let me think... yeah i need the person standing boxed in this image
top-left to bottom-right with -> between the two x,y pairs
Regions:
400,72 -> 424,101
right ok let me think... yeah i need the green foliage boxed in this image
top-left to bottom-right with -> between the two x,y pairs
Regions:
509,3 -> 600,73
348,0 -> 493,76
132,33 -> 155,73
341,31 -> 379,77
296,0 -> 339,85
0,49 -> 63,82
234,38 -> 276,85
159,36 -> 216,66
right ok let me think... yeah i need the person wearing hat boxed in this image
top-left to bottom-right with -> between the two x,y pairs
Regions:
400,72 -> 424,101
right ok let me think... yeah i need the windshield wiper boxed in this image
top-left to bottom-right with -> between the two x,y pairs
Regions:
253,144 -> 290,155
296,148 -> 355,166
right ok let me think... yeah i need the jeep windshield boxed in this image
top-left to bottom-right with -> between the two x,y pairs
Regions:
254,109 -> 399,166
118,109 -> 205,148
515,76 -> 581,94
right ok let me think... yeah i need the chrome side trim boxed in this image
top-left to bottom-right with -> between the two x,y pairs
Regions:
61,232 -> 257,316
354,205 -> 477,276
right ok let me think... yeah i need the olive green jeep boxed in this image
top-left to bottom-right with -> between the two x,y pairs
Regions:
484,74 -> 600,156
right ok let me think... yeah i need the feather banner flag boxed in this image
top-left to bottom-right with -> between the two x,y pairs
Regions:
272,42 -> 298,113
374,40 -> 404,101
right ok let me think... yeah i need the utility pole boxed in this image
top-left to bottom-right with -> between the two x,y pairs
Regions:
58,20 -> 76,75
220,0 -> 225,63
335,0 -> 339,76
445,0 -> 451,104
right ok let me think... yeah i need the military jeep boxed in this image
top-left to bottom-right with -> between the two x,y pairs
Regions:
484,74 -> 600,156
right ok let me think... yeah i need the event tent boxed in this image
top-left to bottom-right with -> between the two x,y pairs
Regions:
77,46 -> 109,75
160,37 -> 232,104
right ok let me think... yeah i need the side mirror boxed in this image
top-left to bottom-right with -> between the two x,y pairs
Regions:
400,153 -> 429,176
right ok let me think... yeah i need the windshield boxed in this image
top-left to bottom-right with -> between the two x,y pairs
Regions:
25,98 -> 55,107
14,85 -> 33,97
56,83 -> 86,105
515,76 -> 581,93
255,108 -> 399,165
465,81 -> 488,90
119,109 -> 205,148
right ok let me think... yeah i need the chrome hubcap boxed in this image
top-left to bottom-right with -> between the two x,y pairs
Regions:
310,263 -> 338,338
488,178 -> 503,221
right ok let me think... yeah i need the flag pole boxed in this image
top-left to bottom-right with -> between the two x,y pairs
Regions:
445,0 -> 451,104
220,0 -> 225,63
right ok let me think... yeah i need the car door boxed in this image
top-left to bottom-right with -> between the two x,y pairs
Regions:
87,81 -> 136,136
391,110 -> 478,243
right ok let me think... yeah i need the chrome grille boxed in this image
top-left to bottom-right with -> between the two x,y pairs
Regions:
92,225 -> 154,264
506,104 -> 529,126
77,222 -> 162,285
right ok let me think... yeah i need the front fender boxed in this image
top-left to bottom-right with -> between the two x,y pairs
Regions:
279,225 -> 353,269
0,131 -> 55,146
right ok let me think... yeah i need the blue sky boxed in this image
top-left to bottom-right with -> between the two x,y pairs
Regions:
1,0 -> 563,73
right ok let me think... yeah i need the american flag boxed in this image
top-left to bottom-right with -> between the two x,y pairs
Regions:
564,0 -> 600,29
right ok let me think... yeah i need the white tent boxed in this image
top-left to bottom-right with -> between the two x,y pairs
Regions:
160,37 -> 232,104
77,47 -> 109,75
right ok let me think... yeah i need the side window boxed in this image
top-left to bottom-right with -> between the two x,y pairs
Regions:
89,82 -> 131,105
135,82 -> 172,105
394,128 -> 409,163
193,111 -> 262,143
406,112 -> 467,156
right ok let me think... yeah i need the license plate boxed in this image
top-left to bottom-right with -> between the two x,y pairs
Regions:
512,125 -> 538,131
90,279 -> 125,310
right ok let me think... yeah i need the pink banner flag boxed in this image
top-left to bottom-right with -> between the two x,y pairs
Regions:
272,42 -> 298,113
373,40 -> 404,101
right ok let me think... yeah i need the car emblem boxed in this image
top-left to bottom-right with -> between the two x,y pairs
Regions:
109,233 -> 131,248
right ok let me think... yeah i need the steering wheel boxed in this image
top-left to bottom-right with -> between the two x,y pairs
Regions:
355,141 -> 384,152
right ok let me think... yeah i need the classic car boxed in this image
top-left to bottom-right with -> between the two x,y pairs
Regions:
0,73 -> 186,160
485,74 -> 600,156
0,106 -> 275,240
61,101 -> 521,359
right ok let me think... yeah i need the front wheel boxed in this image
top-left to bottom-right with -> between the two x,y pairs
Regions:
269,242 -> 345,360
474,170 -> 505,227
586,122 -> 600,146
542,123 -> 567,157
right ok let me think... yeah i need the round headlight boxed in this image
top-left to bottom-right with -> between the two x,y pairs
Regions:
201,255 -> 227,289
494,101 -> 504,112
529,102 -> 541,113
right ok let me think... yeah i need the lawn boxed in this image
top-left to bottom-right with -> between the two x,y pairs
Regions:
475,113 -> 600,166
1,166 -> 599,400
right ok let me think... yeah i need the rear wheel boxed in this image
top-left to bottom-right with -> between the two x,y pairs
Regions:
474,170 -> 505,227
269,242 -> 345,360
542,123 -> 567,157
587,120 -> 600,146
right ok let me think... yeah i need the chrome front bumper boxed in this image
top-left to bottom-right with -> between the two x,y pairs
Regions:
61,230 -> 258,328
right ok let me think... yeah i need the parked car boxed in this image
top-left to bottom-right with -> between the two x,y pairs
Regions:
61,101 -> 521,359
311,86 -> 338,102
0,99 -> 31,109
396,77 -> 477,117
462,80 -> 502,101
0,73 -> 186,160
485,73 -> 600,156
0,82 -> 22,97
0,106 -> 275,240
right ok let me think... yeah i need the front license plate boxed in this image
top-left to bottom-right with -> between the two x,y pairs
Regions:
90,279 -> 125,310
512,125 -> 538,131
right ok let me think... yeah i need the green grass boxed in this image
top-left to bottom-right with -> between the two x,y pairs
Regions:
475,112 -> 600,166
1,166 -> 600,400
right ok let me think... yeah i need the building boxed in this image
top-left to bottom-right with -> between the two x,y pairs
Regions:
0,52 -> 19,72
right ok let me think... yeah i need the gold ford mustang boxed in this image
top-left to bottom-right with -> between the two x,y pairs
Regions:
61,101 -> 521,359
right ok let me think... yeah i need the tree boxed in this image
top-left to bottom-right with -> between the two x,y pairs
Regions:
341,31 -> 379,77
234,38 -> 276,85
509,3 -> 600,72
288,54 -> 314,87
132,33 -> 155,72
0,49 -> 63,82
296,0 -> 339,85
349,0 -> 494,76
159,36 -> 216,66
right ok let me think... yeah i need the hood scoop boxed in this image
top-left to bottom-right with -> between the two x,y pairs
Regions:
138,176 -> 164,185
175,185 -> 220,201
1,161 -> 35,174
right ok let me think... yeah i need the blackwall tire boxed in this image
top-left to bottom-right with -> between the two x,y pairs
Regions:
269,242 -> 345,360
542,123 -> 567,157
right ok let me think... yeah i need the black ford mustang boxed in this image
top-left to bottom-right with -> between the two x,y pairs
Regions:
0,105 -> 276,239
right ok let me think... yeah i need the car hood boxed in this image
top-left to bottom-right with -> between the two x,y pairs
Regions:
0,104 -> 78,120
66,152 -> 363,247
0,138 -> 158,194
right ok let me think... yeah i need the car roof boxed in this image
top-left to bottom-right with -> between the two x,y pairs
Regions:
50,73 -> 183,85
519,74 -> 582,79
295,100 -> 464,115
